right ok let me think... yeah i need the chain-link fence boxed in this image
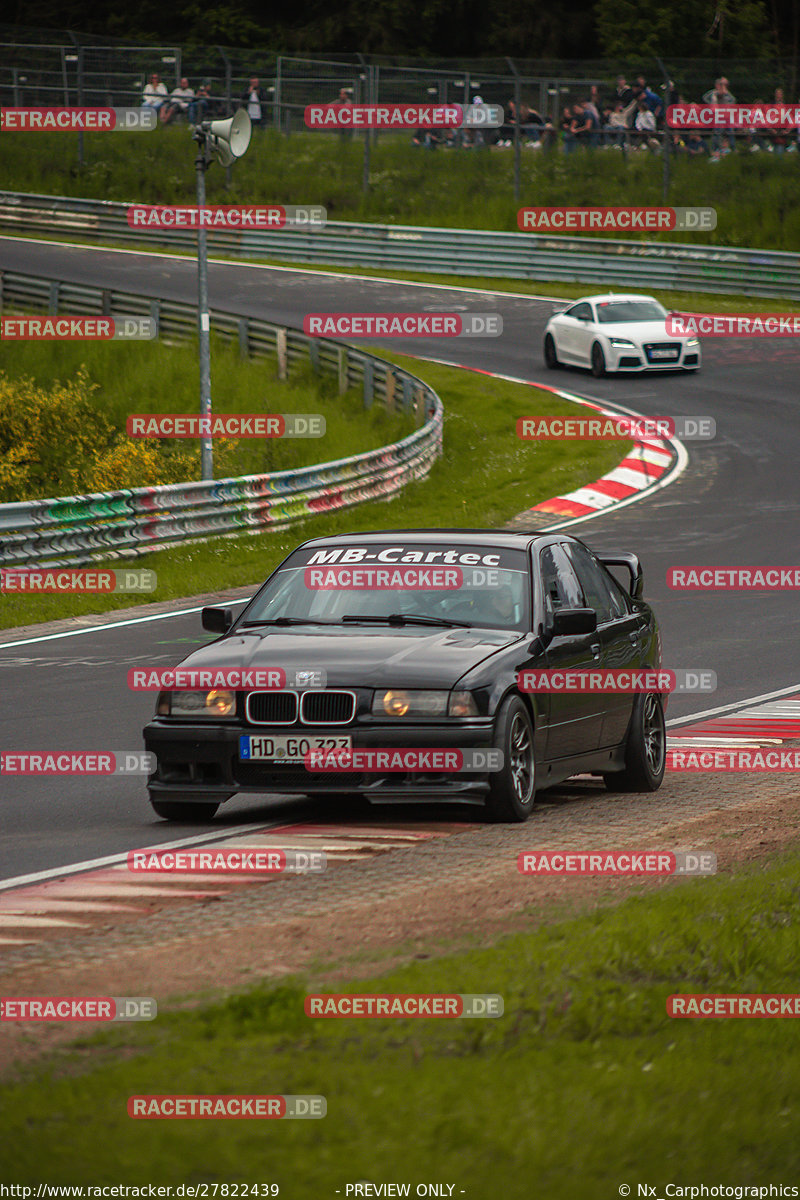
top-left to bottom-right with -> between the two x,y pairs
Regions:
2,30 -> 797,127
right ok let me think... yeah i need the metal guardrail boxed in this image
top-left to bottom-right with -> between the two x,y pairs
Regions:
1,190 -> 799,298
0,270 -> 444,569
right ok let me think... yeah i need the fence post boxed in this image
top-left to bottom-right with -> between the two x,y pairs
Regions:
385,370 -> 396,412
274,56 -> 282,130
338,346 -> 348,394
276,328 -> 288,379
149,299 -> 160,337
238,317 -> 249,357
48,281 -> 60,313
309,339 -> 320,374
402,375 -> 413,412
363,358 -> 374,408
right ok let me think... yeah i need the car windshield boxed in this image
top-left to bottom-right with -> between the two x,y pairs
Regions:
241,543 -> 531,632
595,300 -> 667,323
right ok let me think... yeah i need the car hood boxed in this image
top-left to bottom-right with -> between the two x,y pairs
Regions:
600,320 -> 686,342
177,625 -> 523,689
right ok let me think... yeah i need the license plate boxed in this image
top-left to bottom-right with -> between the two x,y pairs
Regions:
651,349 -> 678,360
239,734 -> 352,763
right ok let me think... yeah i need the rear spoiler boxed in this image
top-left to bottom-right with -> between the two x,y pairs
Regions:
597,552 -> 644,599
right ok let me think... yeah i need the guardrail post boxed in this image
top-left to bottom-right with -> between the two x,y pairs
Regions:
276,328 -> 288,379
238,317 -> 249,358
402,375 -> 413,412
385,370 -> 396,412
101,289 -> 111,316
363,359 -> 374,408
0,270 -> 4,312
338,346 -> 348,394
149,299 -> 160,336
48,281 -> 60,313
308,339 -> 320,374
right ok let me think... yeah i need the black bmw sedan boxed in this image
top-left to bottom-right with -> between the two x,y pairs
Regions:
143,529 -> 666,824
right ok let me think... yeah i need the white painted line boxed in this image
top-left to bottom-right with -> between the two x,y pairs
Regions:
0,598 -> 249,649
666,684 -> 800,728
0,819 -> 286,891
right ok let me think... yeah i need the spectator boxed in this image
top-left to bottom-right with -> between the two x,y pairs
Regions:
519,102 -> 545,143
570,102 -> 594,148
613,75 -> 634,108
634,99 -> 659,150
560,105 -> 575,152
188,83 -> 211,125
160,77 -> 194,125
242,76 -> 266,127
702,77 -> 735,103
142,74 -> 168,112
685,131 -> 708,157
606,100 -> 629,148
497,98 -> 516,145
634,76 -> 664,123
582,93 -> 601,146
331,87 -> 354,141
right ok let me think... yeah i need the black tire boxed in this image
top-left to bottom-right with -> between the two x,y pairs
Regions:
150,799 -> 220,822
591,342 -> 607,378
604,692 -> 666,793
544,333 -> 560,369
484,695 -> 537,822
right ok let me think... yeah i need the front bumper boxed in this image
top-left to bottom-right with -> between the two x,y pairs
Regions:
606,343 -> 701,372
144,719 -> 496,804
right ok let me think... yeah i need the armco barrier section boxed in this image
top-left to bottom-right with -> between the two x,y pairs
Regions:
1,190 -> 799,299
0,271 -> 443,568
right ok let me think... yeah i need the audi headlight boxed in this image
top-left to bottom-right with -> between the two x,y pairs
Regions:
158,689 -> 236,718
609,337 -> 636,348
686,338 -> 700,346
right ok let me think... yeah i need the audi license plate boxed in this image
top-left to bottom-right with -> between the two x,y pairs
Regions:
239,734 -> 352,762
651,348 -> 678,360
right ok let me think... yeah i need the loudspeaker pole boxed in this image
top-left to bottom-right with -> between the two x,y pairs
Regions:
193,129 -> 214,482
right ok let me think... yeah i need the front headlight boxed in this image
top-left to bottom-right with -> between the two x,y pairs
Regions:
609,337 -> 636,348
685,338 -> 700,346
371,689 -> 479,717
158,689 -> 236,718
373,689 -> 449,717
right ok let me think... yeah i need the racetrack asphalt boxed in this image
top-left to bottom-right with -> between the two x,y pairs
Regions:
1,235 -> 798,879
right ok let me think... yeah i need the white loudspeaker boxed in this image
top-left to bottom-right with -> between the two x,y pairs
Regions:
205,108 -> 252,166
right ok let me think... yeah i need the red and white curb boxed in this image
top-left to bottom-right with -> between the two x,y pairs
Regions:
0,821 -> 476,946
408,358 -> 686,529
668,694 -> 800,754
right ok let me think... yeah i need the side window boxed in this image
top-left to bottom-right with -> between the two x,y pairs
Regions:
567,302 -> 592,321
563,543 -> 626,624
539,544 -> 584,619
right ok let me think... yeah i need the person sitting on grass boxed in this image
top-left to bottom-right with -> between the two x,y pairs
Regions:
142,73 -> 168,112
160,78 -> 194,125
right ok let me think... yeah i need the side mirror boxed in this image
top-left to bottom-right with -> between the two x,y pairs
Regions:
202,606 -> 233,633
553,607 -> 597,636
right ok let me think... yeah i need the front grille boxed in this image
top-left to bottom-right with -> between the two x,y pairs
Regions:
643,341 -> 681,363
246,691 -> 298,725
300,690 -> 356,725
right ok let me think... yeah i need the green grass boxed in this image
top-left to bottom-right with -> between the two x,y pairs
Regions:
3,848 -> 800,1191
3,127 -> 800,249
0,349 -> 629,629
0,332 -> 414,490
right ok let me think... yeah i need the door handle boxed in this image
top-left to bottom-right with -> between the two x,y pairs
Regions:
590,642 -> 601,659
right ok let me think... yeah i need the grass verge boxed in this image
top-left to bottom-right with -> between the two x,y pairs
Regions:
0,351 -> 630,629
2,847 -> 800,1191
2,129 -> 800,249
